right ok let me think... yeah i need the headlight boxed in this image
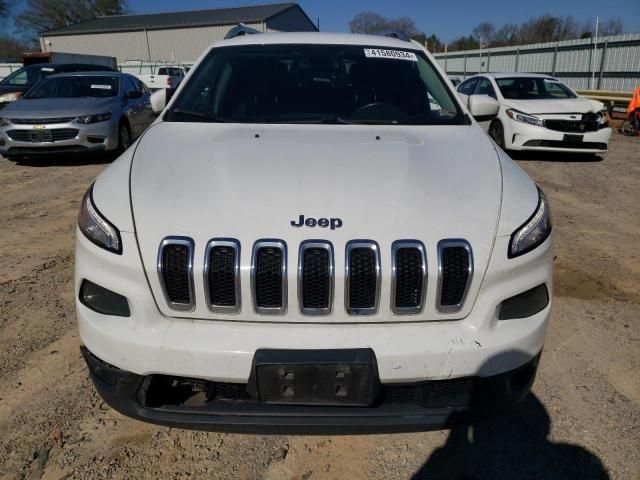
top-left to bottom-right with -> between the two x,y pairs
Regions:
506,109 -> 544,127
76,112 -> 112,124
0,118 -> 9,126
598,110 -> 608,125
78,185 -> 122,254
0,92 -> 22,103
509,188 -> 552,258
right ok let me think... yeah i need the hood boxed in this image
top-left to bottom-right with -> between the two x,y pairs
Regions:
0,97 -> 116,118
130,123 -> 503,323
503,97 -> 602,115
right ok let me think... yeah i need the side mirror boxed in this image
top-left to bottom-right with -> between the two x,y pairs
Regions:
150,88 -> 176,114
467,94 -> 500,122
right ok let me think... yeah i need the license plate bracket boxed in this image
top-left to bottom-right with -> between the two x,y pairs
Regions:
563,133 -> 583,143
248,349 -> 380,406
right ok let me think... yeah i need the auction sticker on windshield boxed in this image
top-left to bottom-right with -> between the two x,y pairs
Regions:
364,49 -> 418,61
91,85 -> 112,90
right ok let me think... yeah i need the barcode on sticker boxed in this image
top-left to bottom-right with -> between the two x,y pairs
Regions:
91,84 -> 112,90
364,49 -> 418,61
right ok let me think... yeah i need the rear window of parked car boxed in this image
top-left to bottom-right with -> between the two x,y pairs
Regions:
25,76 -> 119,99
158,67 -> 183,76
496,77 -> 577,100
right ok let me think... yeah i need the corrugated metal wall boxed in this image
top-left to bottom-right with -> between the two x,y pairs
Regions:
39,22 -> 265,65
435,33 -> 640,92
35,8 -> 316,66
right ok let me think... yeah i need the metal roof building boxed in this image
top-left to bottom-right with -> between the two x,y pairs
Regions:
39,3 -> 317,65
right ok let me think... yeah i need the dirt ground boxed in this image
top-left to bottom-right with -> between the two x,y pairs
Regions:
0,133 -> 638,480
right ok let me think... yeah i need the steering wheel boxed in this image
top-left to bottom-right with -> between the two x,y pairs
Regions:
350,102 -> 409,122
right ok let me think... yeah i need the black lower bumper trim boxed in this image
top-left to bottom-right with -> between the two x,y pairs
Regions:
81,346 -> 541,434
523,140 -> 607,150
1,145 -> 106,157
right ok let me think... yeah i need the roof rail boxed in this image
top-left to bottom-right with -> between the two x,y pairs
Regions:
224,23 -> 262,39
375,30 -> 411,42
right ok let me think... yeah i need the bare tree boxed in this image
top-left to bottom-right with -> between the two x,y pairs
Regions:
0,34 -> 29,59
349,12 -> 388,35
16,0 -> 128,36
450,14 -> 625,51
472,22 -> 495,45
349,11 -> 420,37
598,19 -> 624,36
493,23 -> 519,46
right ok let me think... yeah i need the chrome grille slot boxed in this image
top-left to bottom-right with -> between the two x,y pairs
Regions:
204,239 -> 240,313
9,117 -> 75,124
51,128 -> 79,141
157,237 -> 195,311
391,241 -> 427,315
437,240 -> 473,312
6,128 -> 79,142
345,241 -> 380,315
251,240 -> 287,315
298,241 -> 333,315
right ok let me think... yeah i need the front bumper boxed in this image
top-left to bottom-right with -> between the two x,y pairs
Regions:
82,346 -> 541,434
0,119 -> 118,157
505,119 -> 612,153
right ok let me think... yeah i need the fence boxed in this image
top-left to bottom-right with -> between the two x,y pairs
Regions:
0,61 -> 193,82
434,33 -> 640,92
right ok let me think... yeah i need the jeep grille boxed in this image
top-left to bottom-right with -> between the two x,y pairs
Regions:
437,240 -> 473,312
157,237 -> 195,311
156,237 -> 474,317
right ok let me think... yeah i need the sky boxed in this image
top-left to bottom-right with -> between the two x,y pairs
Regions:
129,0 -> 640,42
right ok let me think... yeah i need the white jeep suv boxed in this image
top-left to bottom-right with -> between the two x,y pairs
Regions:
75,32 -> 553,434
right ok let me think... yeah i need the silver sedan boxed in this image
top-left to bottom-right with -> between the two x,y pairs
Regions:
0,72 -> 155,158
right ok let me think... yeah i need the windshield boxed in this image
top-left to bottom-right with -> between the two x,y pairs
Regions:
0,65 -> 57,87
24,76 -> 119,99
496,77 -> 577,100
166,44 -> 465,125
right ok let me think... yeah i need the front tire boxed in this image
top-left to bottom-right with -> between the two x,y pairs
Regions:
117,122 -> 131,154
489,120 -> 505,149
621,119 -> 638,136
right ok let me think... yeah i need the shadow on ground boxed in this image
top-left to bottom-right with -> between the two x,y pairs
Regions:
508,150 -> 603,163
413,393 -> 608,480
4,153 -> 114,167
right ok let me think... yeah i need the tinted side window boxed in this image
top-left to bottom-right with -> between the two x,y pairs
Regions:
476,78 -> 497,99
458,78 -> 479,95
123,78 -> 137,97
131,77 -> 149,94
137,78 -> 150,94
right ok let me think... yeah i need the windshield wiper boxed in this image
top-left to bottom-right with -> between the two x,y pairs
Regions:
169,109 -> 232,122
259,116 -> 353,124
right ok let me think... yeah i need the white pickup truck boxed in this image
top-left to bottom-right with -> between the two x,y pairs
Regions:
136,66 -> 188,91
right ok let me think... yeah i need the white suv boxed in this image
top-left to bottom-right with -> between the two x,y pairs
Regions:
75,32 -> 553,434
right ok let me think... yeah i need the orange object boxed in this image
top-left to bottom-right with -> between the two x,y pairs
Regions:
627,86 -> 640,114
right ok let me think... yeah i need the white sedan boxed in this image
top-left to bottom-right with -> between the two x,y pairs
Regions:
457,73 -> 611,153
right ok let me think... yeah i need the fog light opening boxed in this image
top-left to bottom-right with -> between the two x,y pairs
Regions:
87,136 -> 106,144
79,279 -> 130,317
498,284 -> 549,320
